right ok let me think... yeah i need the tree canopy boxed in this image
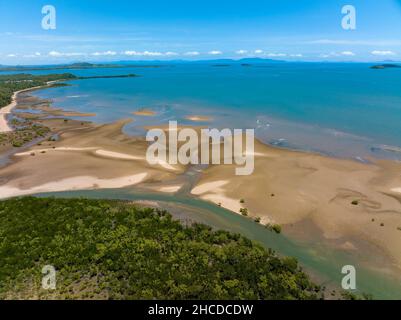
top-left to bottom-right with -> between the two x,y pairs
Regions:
0,197 -> 322,300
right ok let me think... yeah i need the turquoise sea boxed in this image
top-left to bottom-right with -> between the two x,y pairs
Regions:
21,62 -> 401,161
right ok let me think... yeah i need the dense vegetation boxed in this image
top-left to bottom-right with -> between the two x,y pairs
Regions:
0,197 -> 322,300
0,73 -> 138,110
370,64 -> 401,69
0,121 -> 50,147
0,73 -> 76,109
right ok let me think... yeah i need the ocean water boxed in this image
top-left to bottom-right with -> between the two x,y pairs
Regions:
24,62 -> 401,160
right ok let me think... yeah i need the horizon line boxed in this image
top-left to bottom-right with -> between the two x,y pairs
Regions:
1,58 -> 400,67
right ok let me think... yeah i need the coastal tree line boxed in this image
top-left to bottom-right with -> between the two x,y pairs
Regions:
0,73 -> 77,109
0,197 -> 323,300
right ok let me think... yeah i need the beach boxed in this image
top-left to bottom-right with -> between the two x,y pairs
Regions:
1,91 -> 401,279
0,83 -> 68,133
0,91 -> 19,132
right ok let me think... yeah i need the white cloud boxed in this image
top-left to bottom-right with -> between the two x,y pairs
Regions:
208,50 -> 222,55
340,51 -> 355,56
123,50 -> 164,56
266,53 -> 287,57
142,51 -> 163,56
48,51 -> 85,57
184,51 -> 200,56
15,52 -> 42,58
254,49 -> 263,54
48,51 -> 62,56
7,54 -> 17,57
91,51 -> 117,56
165,51 -> 178,56
320,51 -> 355,58
290,54 -> 303,57
236,50 -> 248,55
371,50 -> 396,56
124,50 -> 140,56
307,39 -> 401,46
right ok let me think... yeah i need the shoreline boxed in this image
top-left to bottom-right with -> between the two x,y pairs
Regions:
0,82 -> 60,133
2,88 -> 401,292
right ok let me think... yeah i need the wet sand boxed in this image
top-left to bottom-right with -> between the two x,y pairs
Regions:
192,138 -> 401,272
185,115 -> 212,122
2,91 -> 401,282
132,108 -> 157,116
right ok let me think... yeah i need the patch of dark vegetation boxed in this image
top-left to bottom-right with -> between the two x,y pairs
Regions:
0,197 -> 323,300
0,122 -> 50,148
265,223 -> 282,234
0,73 -> 77,109
370,64 -> 401,70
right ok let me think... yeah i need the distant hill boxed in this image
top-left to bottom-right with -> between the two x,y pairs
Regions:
370,64 -> 401,69
0,58 -> 287,72
0,62 -> 132,72
165,58 -> 286,65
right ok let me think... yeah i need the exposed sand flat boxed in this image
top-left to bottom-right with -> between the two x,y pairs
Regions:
95,149 -> 143,160
185,115 -> 212,122
0,119 -> 186,199
0,173 -> 148,199
132,109 -> 156,116
192,181 -> 243,213
191,180 -> 229,194
14,143 -> 179,171
95,149 -> 180,171
156,159 -> 181,171
191,139 -> 401,270
158,185 -> 183,193
46,110 -> 96,117
203,194 -> 242,213
15,147 -> 98,156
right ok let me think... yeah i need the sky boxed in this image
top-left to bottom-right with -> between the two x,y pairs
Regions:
1,0 -> 401,64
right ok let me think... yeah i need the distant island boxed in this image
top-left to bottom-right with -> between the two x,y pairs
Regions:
0,73 -> 138,110
78,74 -> 138,80
0,62 -> 162,72
370,64 -> 401,70
0,59 -> 287,72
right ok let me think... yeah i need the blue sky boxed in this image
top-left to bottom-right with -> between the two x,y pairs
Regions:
1,0 -> 401,64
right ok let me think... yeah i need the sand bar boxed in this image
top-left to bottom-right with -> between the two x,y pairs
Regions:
185,115 -> 212,122
132,109 -> 156,116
